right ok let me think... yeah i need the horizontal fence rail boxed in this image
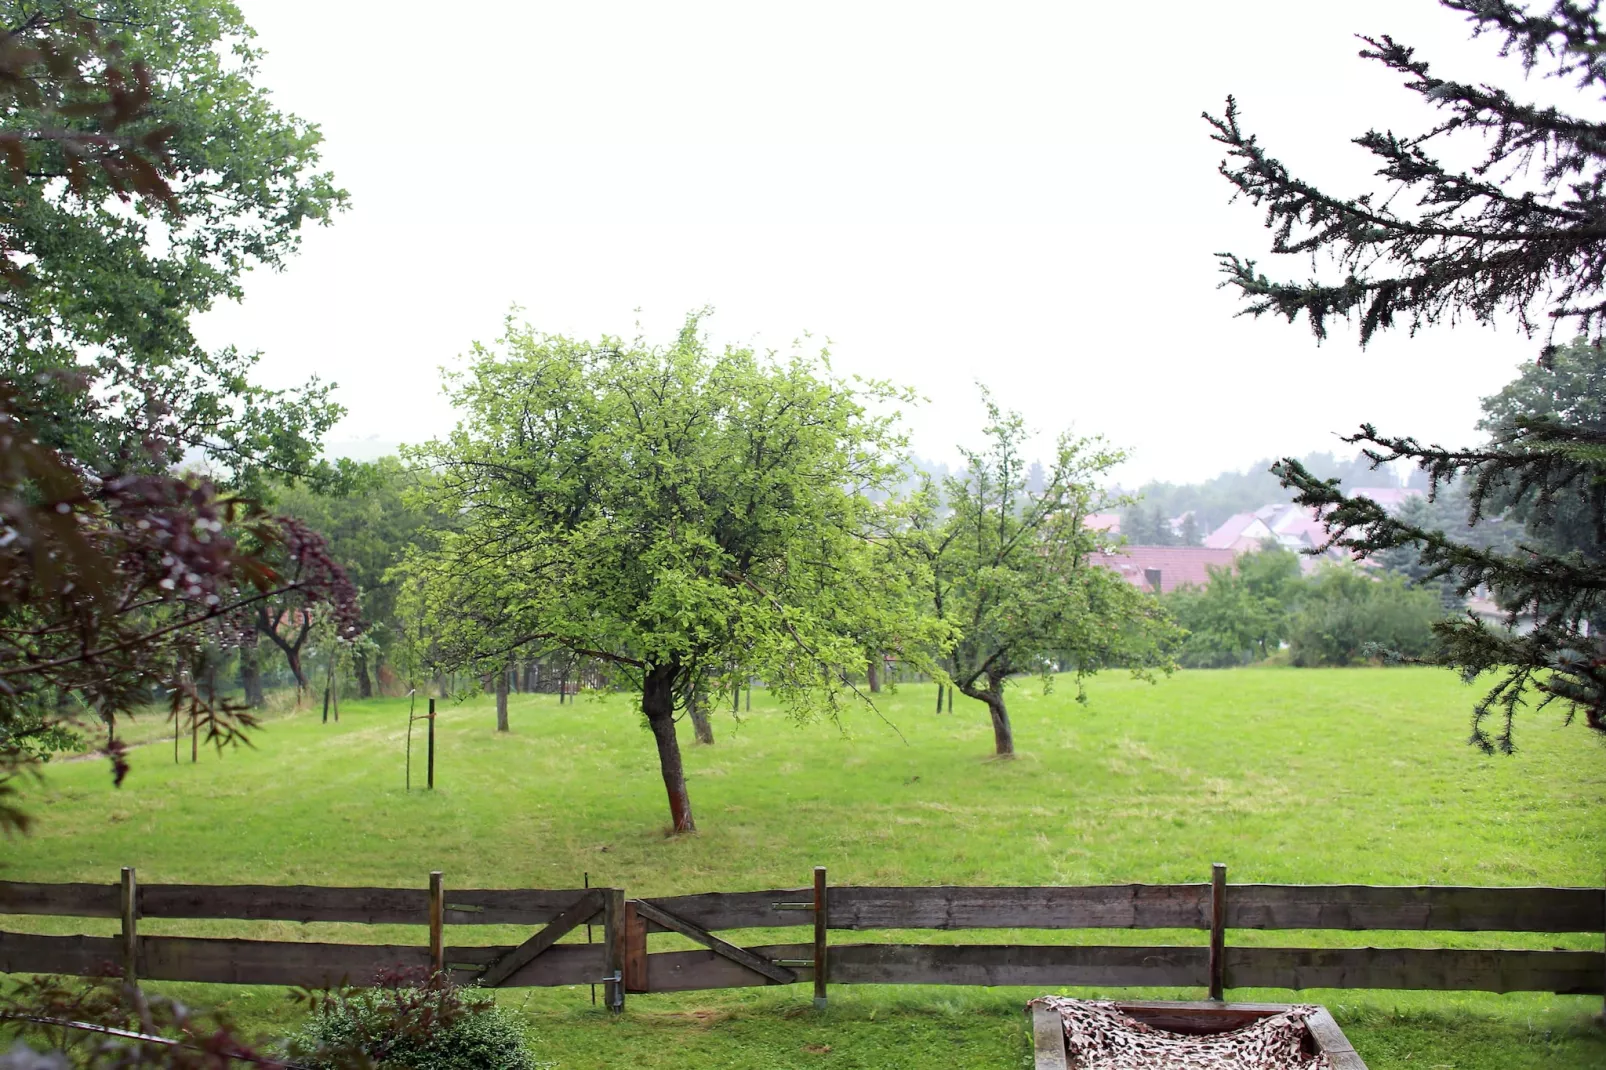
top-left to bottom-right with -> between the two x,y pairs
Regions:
1,867 -> 1601,1011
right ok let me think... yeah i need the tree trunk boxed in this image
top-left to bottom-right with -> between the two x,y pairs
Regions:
285,648 -> 306,697
959,672 -> 1014,757
239,643 -> 264,708
435,669 -> 447,698
256,606 -> 310,700
867,657 -> 880,693
495,662 -> 510,732
984,686 -> 1013,757
355,650 -> 373,699
689,692 -> 714,745
643,663 -> 695,833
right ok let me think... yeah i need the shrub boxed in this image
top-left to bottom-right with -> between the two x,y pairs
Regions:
1288,565 -> 1443,667
284,969 -> 539,1070
1164,544 -> 1303,667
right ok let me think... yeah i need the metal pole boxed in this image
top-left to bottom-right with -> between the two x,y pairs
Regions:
427,698 -> 436,790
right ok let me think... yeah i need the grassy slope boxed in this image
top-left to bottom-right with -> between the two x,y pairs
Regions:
4,668 -> 1603,1068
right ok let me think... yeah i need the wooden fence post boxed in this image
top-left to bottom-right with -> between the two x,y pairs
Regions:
604,888 -> 626,1013
813,865 -> 828,1009
1209,862 -> 1227,1001
119,866 -> 138,986
429,871 -> 444,975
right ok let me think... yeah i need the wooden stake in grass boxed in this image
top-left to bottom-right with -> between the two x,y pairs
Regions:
404,688 -> 417,791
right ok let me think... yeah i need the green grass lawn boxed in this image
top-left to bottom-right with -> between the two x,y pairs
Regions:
4,667 -> 1604,1068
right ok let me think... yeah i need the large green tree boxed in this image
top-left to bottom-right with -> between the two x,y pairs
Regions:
1212,0 -> 1606,746
404,316 -> 922,832
0,3 -> 356,824
272,457 -> 434,697
903,397 -> 1178,757
1,1 -> 348,488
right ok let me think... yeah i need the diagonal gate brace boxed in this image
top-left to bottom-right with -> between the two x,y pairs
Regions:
478,889 -> 604,988
633,899 -> 798,985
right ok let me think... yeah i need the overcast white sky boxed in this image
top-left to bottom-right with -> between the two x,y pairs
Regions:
196,1 -> 1561,485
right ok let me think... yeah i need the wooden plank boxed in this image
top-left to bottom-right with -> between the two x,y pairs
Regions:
1227,885 -> 1604,933
441,888 -> 601,925
133,884 -> 597,925
1029,1004 -> 1069,1070
479,889 -> 602,987
139,884 -> 427,923
623,901 -> 648,993
1306,1006 -> 1368,1070
8,879 -> 1597,933
826,885 -> 1211,931
1114,1000 -> 1285,1034
827,943 -> 1210,987
1209,864 -> 1226,1000
1227,946 -> 1605,994
141,936 -> 432,986
645,943 -> 1209,991
0,930 -> 121,976
636,888 -> 811,932
646,942 -> 814,992
0,881 -> 119,918
634,899 -> 796,985
444,942 -> 604,988
0,929 -> 605,988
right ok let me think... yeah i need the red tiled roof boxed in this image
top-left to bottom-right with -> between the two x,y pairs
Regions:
1203,512 -> 1269,549
1090,545 -> 1242,593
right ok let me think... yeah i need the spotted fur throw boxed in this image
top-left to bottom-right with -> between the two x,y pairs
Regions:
1030,998 -> 1333,1070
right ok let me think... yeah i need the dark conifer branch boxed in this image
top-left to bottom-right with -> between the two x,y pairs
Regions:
1221,2 -> 1606,746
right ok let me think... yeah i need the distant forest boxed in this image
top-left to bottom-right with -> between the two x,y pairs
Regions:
902,450 -> 1408,535
1120,451 -> 1413,533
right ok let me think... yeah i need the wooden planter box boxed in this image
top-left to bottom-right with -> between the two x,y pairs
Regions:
1030,1000 -> 1365,1069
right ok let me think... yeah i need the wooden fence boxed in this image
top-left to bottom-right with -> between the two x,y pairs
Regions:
2,866 -> 1601,1013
